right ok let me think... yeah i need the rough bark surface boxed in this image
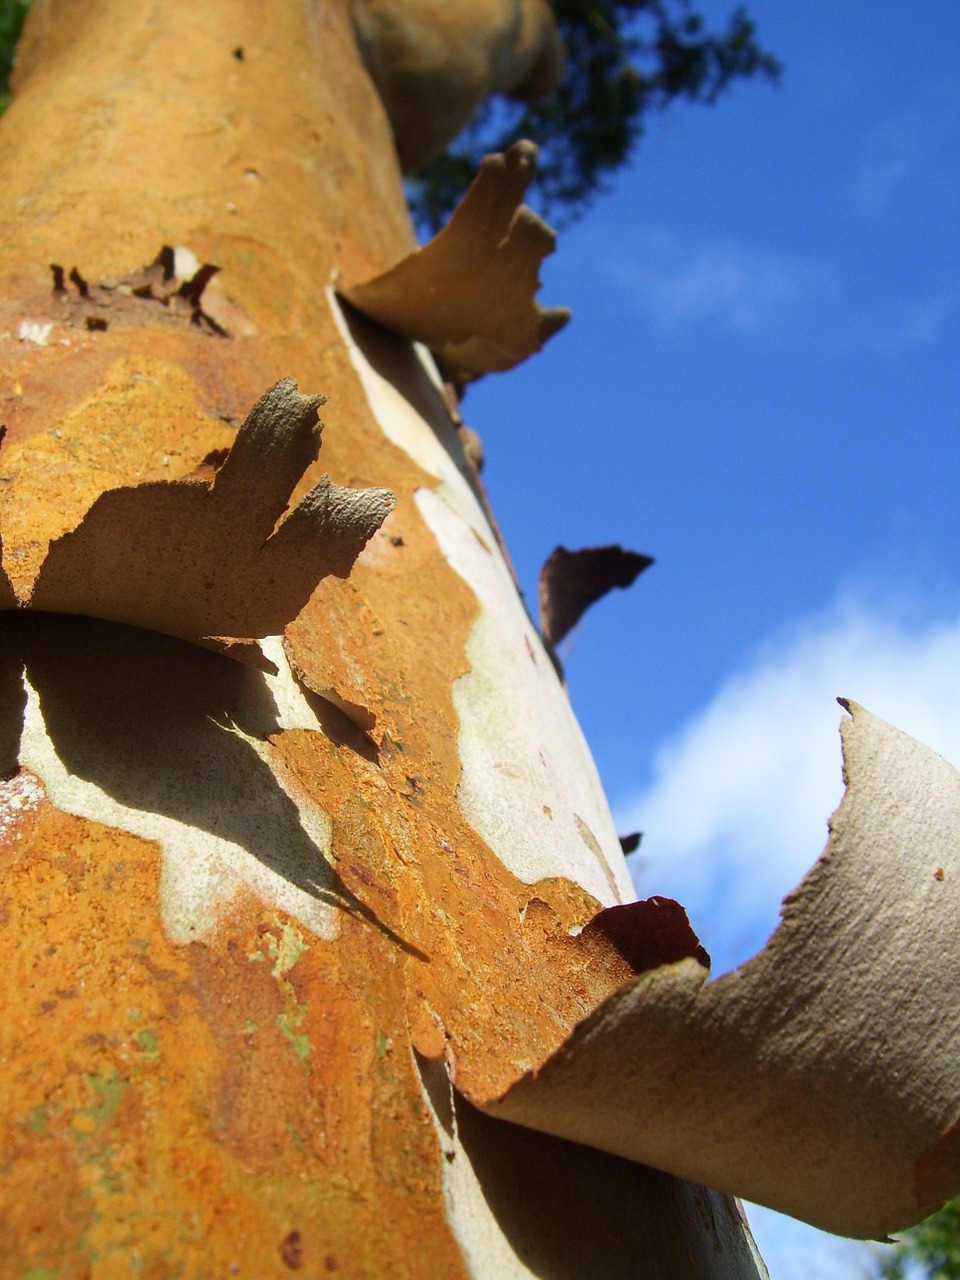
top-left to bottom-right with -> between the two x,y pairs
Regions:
5,1 -> 960,1276
0,2 -> 766,1275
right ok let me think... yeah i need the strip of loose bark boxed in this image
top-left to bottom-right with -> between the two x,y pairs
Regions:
473,702 -> 960,1240
341,141 -> 569,381
539,544 -> 653,647
11,379 -> 394,666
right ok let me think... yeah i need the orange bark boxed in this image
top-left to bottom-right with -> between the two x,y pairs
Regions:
0,4 -> 765,1276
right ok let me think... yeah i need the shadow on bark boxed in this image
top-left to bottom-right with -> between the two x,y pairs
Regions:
415,1049 -> 765,1280
0,612 -> 423,955
0,618 -> 26,774
336,295 -> 480,491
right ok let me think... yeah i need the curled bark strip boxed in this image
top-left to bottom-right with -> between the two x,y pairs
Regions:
581,896 -> 711,975
341,142 -> 569,381
6,379 -> 395,664
350,0 -> 565,170
539,543 -> 653,647
476,702 -> 960,1239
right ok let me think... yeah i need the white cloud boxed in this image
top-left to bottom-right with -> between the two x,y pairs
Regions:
745,1201 -> 889,1280
617,597 -> 960,974
615,597 -> 960,1277
851,118 -> 927,218
608,232 -> 828,338
850,77 -> 960,220
606,219 -> 959,352
831,279 -> 960,354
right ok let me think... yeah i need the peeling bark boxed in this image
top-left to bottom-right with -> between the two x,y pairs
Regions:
482,703 -> 960,1239
5,376 -> 394,668
539,543 -> 654,648
2,1 -> 959,1276
342,141 -> 570,382
348,0 -> 565,169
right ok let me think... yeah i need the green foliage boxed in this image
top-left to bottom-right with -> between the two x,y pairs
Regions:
0,0 -> 30,113
408,0 -> 780,232
880,1199 -> 960,1279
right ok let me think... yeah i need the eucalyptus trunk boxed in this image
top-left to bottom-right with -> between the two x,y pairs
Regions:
0,2 -> 766,1274
4,4 -> 960,1278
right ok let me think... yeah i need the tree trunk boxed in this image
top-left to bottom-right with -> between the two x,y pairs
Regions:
8,0 -> 960,1273
9,0 -> 960,1273
0,2 -> 768,1274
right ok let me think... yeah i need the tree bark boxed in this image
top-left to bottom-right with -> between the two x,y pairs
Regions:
0,2 -> 771,1274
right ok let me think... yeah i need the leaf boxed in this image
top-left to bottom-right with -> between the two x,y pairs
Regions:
17,379 -> 395,666
473,702 -> 960,1240
539,543 -> 653,647
340,141 -> 570,382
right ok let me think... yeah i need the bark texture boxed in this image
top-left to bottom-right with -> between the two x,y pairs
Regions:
0,2 -> 766,1275
6,2 -> 960,1276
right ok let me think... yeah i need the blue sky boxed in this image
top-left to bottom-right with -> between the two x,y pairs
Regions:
465,2 -> 960,1274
